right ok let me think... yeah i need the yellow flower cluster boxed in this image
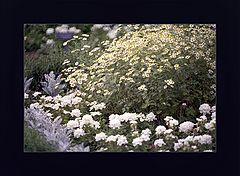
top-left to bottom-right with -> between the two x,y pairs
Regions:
64,24 -> 215,103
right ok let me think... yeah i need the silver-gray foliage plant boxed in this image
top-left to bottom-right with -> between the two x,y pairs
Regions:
24,107 -> 90,152
24,77 -> 33,93
41,71 -> 65,97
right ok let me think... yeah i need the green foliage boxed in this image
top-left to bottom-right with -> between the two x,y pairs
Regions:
65,24 -> 216,122
24,123 -> 56,152
24,24 -> 49,52
24,44 -> 69,91
24,24 -> 115,91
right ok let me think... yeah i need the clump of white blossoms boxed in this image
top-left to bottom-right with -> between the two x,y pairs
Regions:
196,115 -> 208,122
117,135 -> 128,146
55,24 -> 80,34
121,113 -> 138,122
155,125 -> 167,135
193,134 -> 212,145
199,103 -> 211,115
145,112 -> 157,122
140,128 -> 152,141
82,114 -> 93,123
109,118 -> 121,129
179,121 -> 195,133
71,97 -> 82,105
67,120 -> 79,129
106,135 -> 119,142
204,118 -> 216,131
46,28 -> 54,35
26,74 -> 216,152
174,142 -> 183,151
74,114 -> 100,129
70,109 -> 81,118
154,139 -> 166,148
211,105 -> 216,112
89,102 -> 106,111
95,132 -> 107,141
74,128 -> 85,138
132,137 -> 143,147
164,116 -> 179,128
164,129 -> 173,135
90,111 -> 102,116
169,119 -> 179,127
141,128 -> 152,136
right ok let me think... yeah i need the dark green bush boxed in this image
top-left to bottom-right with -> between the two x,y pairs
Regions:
24,44 -> 69,91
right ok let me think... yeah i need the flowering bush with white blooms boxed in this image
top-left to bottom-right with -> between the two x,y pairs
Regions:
24,24 -> 216,152
24,100 -> 216,152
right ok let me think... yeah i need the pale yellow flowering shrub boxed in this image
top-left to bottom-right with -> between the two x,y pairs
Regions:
64,24 -> 216,121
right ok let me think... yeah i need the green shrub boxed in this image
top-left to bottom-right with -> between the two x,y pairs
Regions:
24,24 -> 118,91
65,24 -> 216,122
24,44 -> 69,91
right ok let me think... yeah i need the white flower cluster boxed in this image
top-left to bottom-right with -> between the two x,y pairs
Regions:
46,28 -> 54,35
132,128 -> 152,147
194,134 -> 212,145
70,109 -> 82,118
132,137 -> 143,147
140,128 -> 151,141
154,139 -> 166,147
155,125 -> 167,135
74,128 -> 85,138
144,112 -> 157,122
106,135 -> 119,142
196,115 -> 208,122
164,116 -> 179,128
199,103 -> 211,115
179,121 -> 195,133
26,79 -> 216,152
174,134 -> 212,151
95,132 -> 107,141
108,112 -> 157,127
55,24 -> 81,34
89,101 -> 106,111
91,24 -> 120,39
116,135 -> 128,146
109,118 -> 121,129
204,118 -> 216,131
105,134 -> 128,146
66,114 -> 100,139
